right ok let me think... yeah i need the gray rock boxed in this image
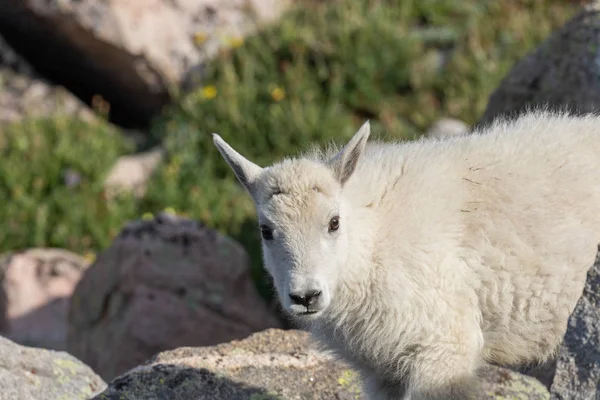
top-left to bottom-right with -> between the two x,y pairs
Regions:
515,358 -> 558,391
93,329 -> 363,400
92,328 -> 551,400
479,364 -> 551,400
550,246 -> 600,400
477,2 -> 600,128
0,334 -> 106,400
67,212 -> 281,382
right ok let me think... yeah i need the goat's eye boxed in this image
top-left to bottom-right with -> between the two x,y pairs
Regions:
328,216 -> 340,233
260,225 -> 274,240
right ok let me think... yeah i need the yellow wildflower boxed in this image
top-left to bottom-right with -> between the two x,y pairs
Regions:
193,32 -> 208,45
270,86 -> 286,102
163,207 -> 177,215
142,212 -> 154,220
201,85 -> 217,100
227,37 -> 244,48
83,252 -> 96,264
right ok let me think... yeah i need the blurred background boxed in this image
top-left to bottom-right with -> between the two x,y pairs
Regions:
0,0 -> 595,387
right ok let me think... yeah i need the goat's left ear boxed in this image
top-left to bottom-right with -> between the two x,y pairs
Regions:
328,120 -> 371,185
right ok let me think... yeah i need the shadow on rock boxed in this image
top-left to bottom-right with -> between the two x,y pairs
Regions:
93,364 -> 280,400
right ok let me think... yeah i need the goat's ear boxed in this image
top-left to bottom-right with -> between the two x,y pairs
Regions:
213,133 -> 263,196
328,121 -> 371,185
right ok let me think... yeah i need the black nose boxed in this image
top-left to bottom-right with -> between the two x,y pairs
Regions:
289,290 -> 322,307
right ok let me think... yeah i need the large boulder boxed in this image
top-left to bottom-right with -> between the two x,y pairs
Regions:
0,0 -> 291,128
67,212 -> 282,381
549,245 -> 600,399
477,2 -> 600,127
0,248 -> 90,351
92,328 -> 552,400
0,334 -> 106,400
0,33 -> 95,124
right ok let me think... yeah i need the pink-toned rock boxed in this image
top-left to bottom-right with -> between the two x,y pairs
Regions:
103,146 -> 165,198
67,212 -> 282,381
0,248 -> 90,351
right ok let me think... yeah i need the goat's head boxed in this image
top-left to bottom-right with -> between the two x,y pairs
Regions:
213,122 -> 371,319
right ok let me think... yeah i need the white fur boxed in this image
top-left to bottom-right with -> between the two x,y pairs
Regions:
213,110 -> 600,399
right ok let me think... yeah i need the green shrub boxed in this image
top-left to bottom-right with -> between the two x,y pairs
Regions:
0,116 -> 137,253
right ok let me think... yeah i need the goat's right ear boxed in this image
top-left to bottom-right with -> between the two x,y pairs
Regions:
212,133 -> 263,196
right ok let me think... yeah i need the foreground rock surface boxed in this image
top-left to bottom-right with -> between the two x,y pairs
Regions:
0,0 -> 291,127
0,335 -> 106,400
93,329 -> 550,400
67,213 -> 281,381
550,247 -> 600,399
0,248 -> 90,351
477,2 -> 600,127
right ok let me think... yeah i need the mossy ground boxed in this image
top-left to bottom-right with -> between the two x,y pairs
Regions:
0,0 -> 579,301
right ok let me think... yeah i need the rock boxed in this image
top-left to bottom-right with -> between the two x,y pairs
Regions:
426,117 -> 470,139
67,212 -> 282,381
0,33 -> 95,124
478,365 -> 551,400
549,246 -> 600,399
92,329 -> 362,400
103,146 -> 165,198
0,334 -> 106,400
0,0 -> 292,128
516,359 -> 558,391
92,328 -> 550,400
477,2 -> 600,127
0,248 -> 90,351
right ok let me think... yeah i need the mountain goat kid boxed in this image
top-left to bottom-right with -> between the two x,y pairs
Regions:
212,110 -> 600,399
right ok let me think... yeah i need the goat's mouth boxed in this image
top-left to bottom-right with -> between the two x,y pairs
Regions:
287,304 -> 324,318
294,308 -> 324,319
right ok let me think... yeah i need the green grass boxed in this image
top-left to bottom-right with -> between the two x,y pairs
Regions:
0,117 -> 137,251
0,0 -> 579,302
